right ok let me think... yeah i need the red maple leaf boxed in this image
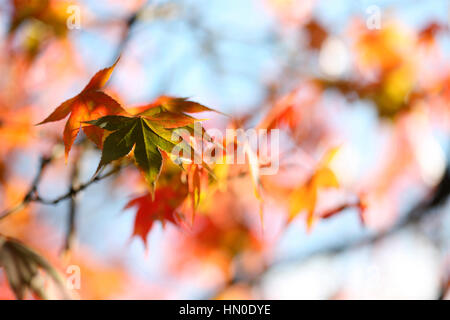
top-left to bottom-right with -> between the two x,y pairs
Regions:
125,187 -> 187,246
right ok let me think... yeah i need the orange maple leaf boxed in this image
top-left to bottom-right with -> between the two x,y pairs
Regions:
37,59 -> 127,160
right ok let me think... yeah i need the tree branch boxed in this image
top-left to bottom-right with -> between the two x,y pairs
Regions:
0,164 -> 124,221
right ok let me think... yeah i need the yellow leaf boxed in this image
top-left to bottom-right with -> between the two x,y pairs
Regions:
313,167 -> 339,189
288,186 -> 316,221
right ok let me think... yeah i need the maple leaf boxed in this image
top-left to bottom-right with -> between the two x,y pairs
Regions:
132,96 -> 223,116
87,96 -> 220,193
129,96 -> 226,144
87,113 -> 209,194
289,148 -> 340,229
125,188 -> 187,246
37,59 -> 126,160
131,96 -> 225,143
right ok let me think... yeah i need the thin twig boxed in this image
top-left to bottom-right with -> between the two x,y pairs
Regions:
37,165 -> 123,206
62,152 -> 82,254
0,164 -> 123,220
0,156 -> 51,220
112,1 -> 151,62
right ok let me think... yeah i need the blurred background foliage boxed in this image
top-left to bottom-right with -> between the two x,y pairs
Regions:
0,0 -> 450,299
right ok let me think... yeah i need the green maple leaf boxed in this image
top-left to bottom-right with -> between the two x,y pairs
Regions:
86,114 -> 209,193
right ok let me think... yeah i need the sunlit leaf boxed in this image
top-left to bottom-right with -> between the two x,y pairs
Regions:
37,59 -> 127,160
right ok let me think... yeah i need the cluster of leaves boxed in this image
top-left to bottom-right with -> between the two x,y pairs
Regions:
38,60 -> 215,195
36,59 -> 357,248
34,60 -> 223,248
